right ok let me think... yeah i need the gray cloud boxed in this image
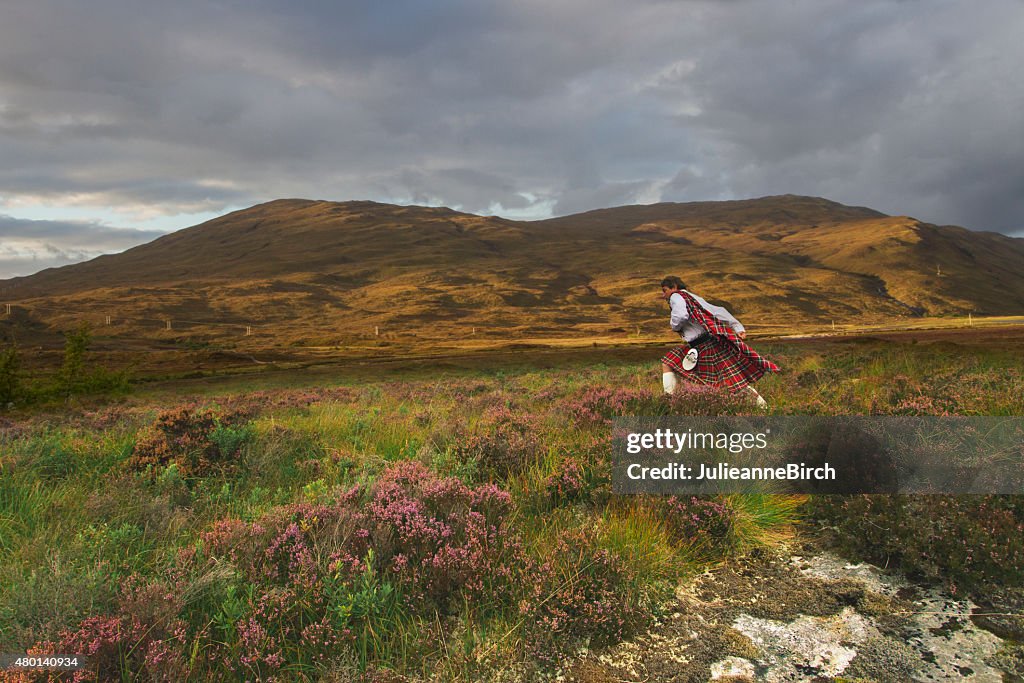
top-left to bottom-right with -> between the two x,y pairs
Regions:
0,215 -> 165,278
0,0 -> 1021,270
0,215 -> 163,242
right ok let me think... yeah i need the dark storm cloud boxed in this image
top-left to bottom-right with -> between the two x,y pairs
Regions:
0,0 -> 1021,266
648,0 -> 1024,232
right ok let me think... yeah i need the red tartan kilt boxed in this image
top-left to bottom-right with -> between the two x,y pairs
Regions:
662,335 -> 777,390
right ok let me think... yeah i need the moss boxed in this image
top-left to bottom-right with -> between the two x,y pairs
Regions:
842,635 -> 919,681
987,642 -> 1024,679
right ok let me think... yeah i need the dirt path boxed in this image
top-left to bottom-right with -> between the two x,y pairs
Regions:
564,545 -> 1023,682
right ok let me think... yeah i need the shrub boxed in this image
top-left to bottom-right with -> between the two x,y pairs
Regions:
26,563 -> 220,682
195,461 -> 527,673
665,382 -> 754,416
58,324 -> 92,394
543,457 -> 591,506
209,422 -> 255,459
563,386 -> 655,425
29,614 -> 150,682
0,343 -> 19,407
322,551 -> 404,667
562,383 -> 753,425
784,421 -> 898,494
808,495 -> 1024,594
45,323 -> 131,399
521,527 -> 649,667
662,496 -> 734,551
365,461 -> 523,612
128,407 -> 251,477
452,406 -> 542,480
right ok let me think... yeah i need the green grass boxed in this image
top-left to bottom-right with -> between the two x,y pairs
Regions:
0,334 -> 1021,680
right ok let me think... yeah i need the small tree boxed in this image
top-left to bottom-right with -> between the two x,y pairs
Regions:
0,343 -> 19,406
59,323 -> 92,395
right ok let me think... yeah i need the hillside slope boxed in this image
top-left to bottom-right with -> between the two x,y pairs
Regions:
3,195 -> 1023,345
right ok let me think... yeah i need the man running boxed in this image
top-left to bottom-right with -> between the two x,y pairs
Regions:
659,275 -> 779,408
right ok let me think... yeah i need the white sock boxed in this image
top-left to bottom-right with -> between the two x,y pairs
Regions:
662,372 -> 677,394
747,386 -> 768,409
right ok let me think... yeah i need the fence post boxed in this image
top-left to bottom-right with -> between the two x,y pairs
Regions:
166,319 -> 172,331
375,326 -> 379,337
4,304 -> 9,315
105,315 -> 111,325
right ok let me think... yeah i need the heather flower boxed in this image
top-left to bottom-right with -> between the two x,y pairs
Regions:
544,457 -> 588,504
663,496 -> 733,546
451,407 -> 543,479
563,386 -> 653,425
521,528 -> 648,666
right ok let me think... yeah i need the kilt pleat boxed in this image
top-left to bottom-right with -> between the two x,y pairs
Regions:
662,335 -> 778,390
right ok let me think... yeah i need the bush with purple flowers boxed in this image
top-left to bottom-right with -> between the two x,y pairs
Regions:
663,496 -> 734,550
521,527 -> 649,667
451,405 -> 543,479
665,381 -> 754,416
563,386 -> 655,425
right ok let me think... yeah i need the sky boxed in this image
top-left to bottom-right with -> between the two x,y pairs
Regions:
1,0 -> 1023,279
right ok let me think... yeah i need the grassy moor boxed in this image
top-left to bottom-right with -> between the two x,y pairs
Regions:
1,197 -> 1023,680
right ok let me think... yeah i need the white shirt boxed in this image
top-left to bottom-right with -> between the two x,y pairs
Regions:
669,290 -> 745,342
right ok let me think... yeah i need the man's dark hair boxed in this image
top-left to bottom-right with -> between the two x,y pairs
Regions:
660,275 -> 686,290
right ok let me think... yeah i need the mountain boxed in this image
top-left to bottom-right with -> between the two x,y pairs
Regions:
3,195 -> 1023,347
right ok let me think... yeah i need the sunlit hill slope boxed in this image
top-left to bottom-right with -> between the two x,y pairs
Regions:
3,195 -> 1023,347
